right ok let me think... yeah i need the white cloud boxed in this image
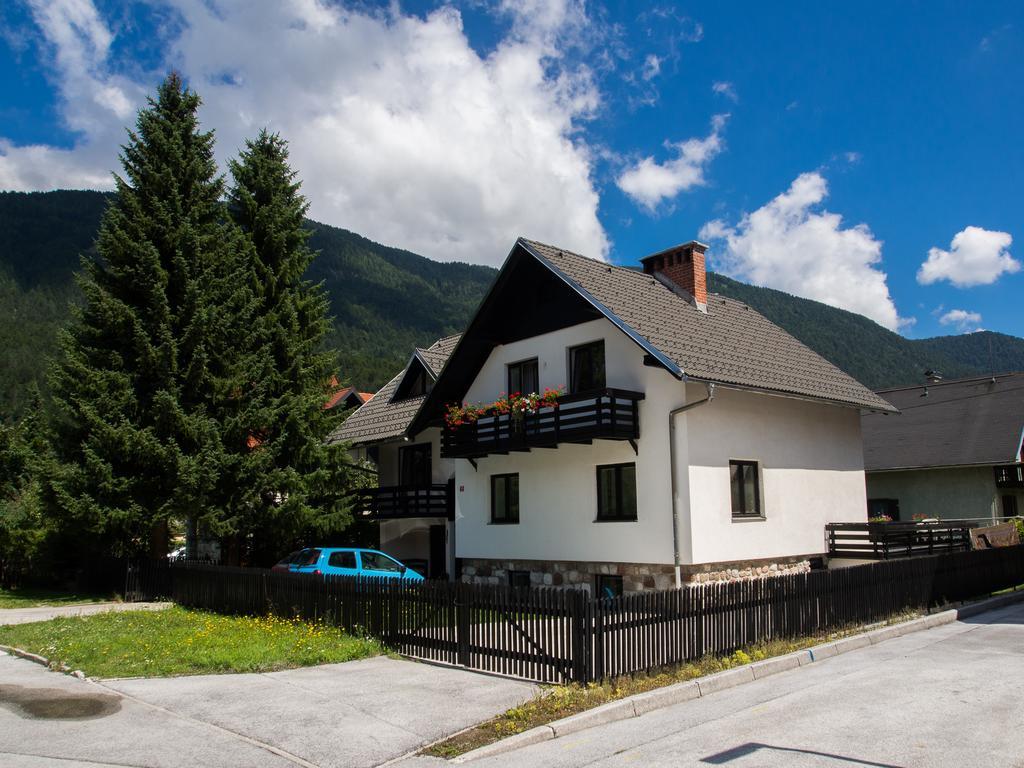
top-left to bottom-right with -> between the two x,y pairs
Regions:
938,308 -> 983,333
1,0 -> 612,264
699,171 -> 910,332
917,226 -> 1018,288
711,81 -> 737,102
641,54 -> 661,81
616,114 -> 727,211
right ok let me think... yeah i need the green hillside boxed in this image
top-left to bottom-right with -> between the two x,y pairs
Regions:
1,189 -> 1022,419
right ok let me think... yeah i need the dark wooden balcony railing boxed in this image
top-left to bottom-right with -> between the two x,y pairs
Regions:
356,484 -> 453,520
826,521 -> 973,560
441,388 -> 644,459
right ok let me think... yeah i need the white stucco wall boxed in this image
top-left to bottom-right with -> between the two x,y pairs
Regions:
865,466 -> 1016,522
453,318 -> 868,566
456,318 -> 678,564
683,387 -> 867,564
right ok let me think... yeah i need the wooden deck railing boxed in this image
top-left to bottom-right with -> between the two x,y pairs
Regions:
355,484 -> 452,520
826,521 -> 973,559
441,388 -> 644,459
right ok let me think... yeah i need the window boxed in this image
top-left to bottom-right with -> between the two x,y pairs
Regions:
596,463 -> 637,521
491,473 -> 520,524
596,574 -> 623,599
393,363 -> 432,400
328,551 -> 357,569
359,551 -> 403,573
507,358 -> 539,395
569,340 -> 606,394
730,461 -> 761,519
399,443 -> 432,486
508,570 -> 531,589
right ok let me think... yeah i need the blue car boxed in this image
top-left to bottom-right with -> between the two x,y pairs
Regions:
272,547 -> 425,580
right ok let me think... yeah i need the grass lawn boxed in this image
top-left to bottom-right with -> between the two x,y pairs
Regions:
0,587 -> 114,609
0,606 -> 382,678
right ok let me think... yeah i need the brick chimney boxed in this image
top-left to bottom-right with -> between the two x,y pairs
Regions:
640,241 -> 708,311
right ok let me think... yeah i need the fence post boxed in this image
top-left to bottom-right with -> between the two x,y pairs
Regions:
570,590 -> 590,683
456,584 -> 471,668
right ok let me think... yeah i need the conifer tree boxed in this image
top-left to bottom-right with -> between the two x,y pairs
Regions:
46,73 -> 249,558
224,130 -> 354,558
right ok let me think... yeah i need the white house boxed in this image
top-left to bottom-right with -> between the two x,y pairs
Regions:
332,237 -> 894,593
861,373 -> 1024,523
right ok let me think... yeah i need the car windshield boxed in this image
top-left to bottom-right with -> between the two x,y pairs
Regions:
295,549 -> 321,566
275,551 -> 300,566
360,551 -> 403,572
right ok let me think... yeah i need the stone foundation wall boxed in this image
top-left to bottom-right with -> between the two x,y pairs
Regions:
459,553 -> 819,593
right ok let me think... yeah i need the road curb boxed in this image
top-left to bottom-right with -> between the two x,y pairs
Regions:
451,588 -> 1024,763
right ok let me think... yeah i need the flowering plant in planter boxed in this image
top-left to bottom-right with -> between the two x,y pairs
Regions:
444,386 -> 565,431
867,514 -> 892,523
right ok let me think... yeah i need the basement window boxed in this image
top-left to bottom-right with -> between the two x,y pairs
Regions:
730,460 -> 762,519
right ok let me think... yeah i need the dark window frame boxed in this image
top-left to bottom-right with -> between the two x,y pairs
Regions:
596,462 -> 638,522
507,357 -> 540,396
508,570 -> 531,589
729,460 -> 763,519
490,473 -> 520,524
568,340 -> 606,394
398,442 -> 432,486
595,574 -> 623,599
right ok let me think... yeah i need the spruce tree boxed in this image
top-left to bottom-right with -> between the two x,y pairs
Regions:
224,130 -> 354,559
46,73 -> 249,558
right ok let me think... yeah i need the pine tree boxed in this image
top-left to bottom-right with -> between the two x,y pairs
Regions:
224,130 -> 354,559
46,73 -> 249,558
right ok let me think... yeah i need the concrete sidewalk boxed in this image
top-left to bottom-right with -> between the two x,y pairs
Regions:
0,652 -> 537,768
0,602 -> 169,626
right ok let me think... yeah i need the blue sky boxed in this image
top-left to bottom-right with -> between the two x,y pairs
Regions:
1,1 -> 1021,338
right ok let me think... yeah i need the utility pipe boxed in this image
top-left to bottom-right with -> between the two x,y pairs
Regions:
668,382 -> 715,588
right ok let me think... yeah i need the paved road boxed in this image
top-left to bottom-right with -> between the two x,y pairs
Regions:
0,602 -> 169,626
0,654 -> 536,767
402,601 -> 1024,768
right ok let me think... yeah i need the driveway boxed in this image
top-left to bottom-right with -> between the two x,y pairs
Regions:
0,654 -> 536,767
0,602 -> 169,626
403,600 -> 1024,768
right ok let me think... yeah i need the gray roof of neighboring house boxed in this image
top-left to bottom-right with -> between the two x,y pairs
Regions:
329,334 -> 461,445
519,239 -> 896,413
861,373 -> 1024,471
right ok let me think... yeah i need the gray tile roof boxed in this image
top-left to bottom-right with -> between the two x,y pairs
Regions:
862,373 -> 1024,471
329,334 -> 461,445
520,239 -> 896,413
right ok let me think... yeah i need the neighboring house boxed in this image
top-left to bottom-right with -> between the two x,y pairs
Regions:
333,237 -> 894,592
861,373 -> 1024,522
325,376 -> 374,411
331,335 -> 461,579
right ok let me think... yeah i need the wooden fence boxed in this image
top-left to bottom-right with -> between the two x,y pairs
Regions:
128,545 -> 1024,684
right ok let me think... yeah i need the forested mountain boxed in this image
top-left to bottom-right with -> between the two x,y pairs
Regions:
707,273 -> 1024,391
2,189 -> 1023,419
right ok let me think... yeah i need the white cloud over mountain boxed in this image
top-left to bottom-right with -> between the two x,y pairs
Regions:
700,171 -> 910,332
1,0 -> 615,265
917,226 -> 1018,288
938,308 -> 983,333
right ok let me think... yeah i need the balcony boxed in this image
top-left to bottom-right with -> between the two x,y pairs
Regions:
826,521 -> 972,560
357,484 -> 453,520
995,464 -> 1024,488
441,388 -> 644,459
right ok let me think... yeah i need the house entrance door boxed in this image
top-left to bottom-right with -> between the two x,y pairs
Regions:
429,525 -> 446,580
